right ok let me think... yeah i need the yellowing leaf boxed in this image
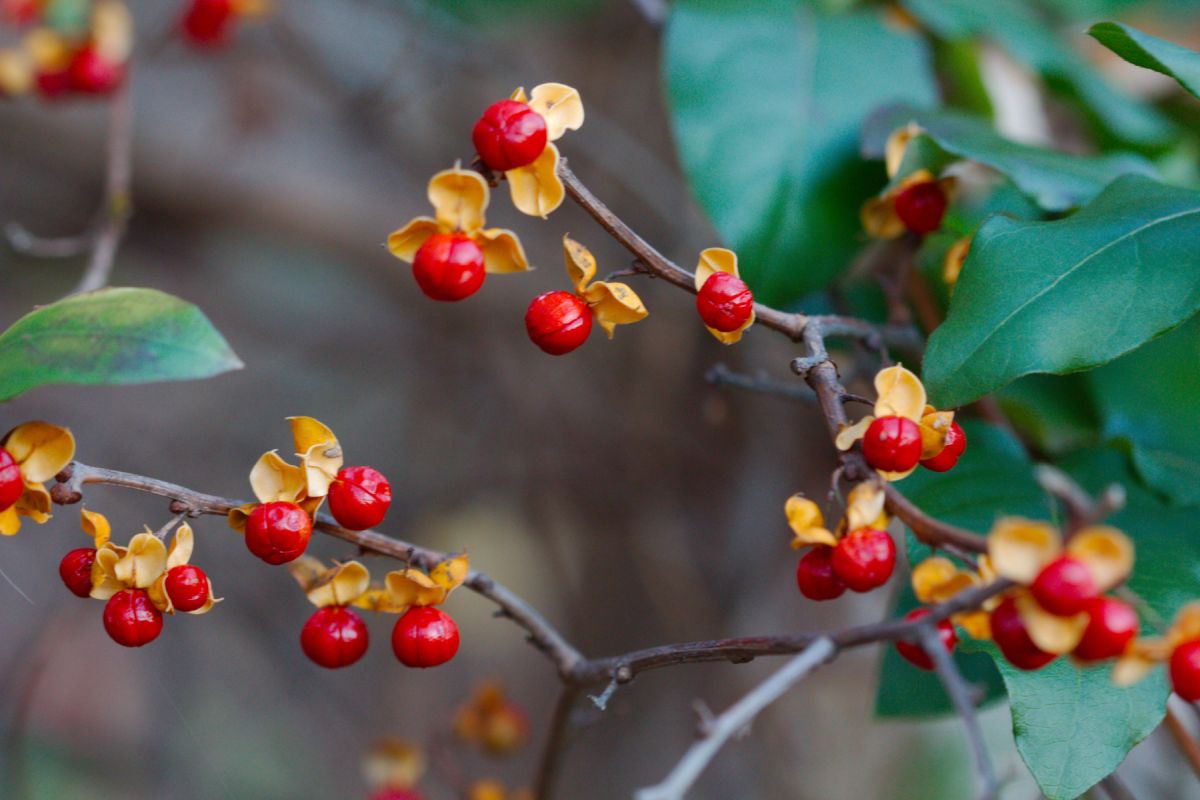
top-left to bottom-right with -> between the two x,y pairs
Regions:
508,144 -> 564,218
1066,526 -> 1133,592
3,421 -> 75,483
529,82 -> 584,141
477,228 -> 530,274
987,517 -> 1060,584
873,365 -> 926,421
429,166 -> 489,233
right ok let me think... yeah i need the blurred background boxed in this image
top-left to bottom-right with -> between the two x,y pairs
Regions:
1,1 -> 1199,798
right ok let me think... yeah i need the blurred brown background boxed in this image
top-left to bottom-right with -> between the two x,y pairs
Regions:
0,1 -> 1197,798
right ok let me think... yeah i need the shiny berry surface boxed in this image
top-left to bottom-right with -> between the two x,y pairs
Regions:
695,272 -> 754,333
1170,640 -> 1200,701
68,47 -> 123,94
795,546 -> 846,601
990,596 -> 1055,671
182,0 -> 234,45
165,564 -> 211,612
472,99 -> 548,172
525,291 -> 593,355
245,501 -> 312,565
301,606 -> 370,669
392,606 -> 460,668
1073,597 -> 1138,662
329,466 -> 392,531
0,447 -> 24,511
103,589 -> 163,648
894,180 -> 947,234
1031,556 -> 1097,617
862,416 -> 922,473
894,608 -> 958,671
920,421 -> 967,473
412,233 -> 485,302
59,547 -> 96,598
831,528 -> 896,593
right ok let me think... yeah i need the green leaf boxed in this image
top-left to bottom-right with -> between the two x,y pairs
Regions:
0,287 -> 242,400
1085,319 -> 1200,505
994,374 -> 1101,457
900,0 -> 1176,148
862,106 -> 1158,212
1090,22 -> 1200,101
924,175 -> 1200,408
663,0 -> 936,306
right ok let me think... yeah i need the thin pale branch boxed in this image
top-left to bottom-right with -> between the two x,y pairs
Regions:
73,79 -> 133,295
632,637 -> 836,800
533,685 -> 583,800
1164,704 -> 1200,782
704,363 -> 813,402
1034,464 -> 1125,535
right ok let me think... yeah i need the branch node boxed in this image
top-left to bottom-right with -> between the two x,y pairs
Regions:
50,483 -> 82,505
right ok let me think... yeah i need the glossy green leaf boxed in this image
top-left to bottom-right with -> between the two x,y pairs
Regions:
0,287 -> 242,400
1090,22 -> 1200,101
664,0 -> 936,306
1085,320 -> 1200,505
900,0 -> 1176,147
995,374 -> 1101,457
862,106 -> 1157,212
924,175 -> 1200,408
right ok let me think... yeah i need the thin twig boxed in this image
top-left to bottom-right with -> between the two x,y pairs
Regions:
1034,465 -> 1125,535
633,637 -> 836,800
1164,704 -> 1200,782
704,363 -> 812,402
1099,772 -> 1139,800
4,223 -> 96,258
918,623 -> 997,800
533,685 -> 582,800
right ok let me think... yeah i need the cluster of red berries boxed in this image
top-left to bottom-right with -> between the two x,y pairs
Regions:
301,604 -> 460,671
862,417 -> 967,474
892,179 -> 948,235
180,0 -> 240,47
36,43 -> 123,98
796,528 -> 896,601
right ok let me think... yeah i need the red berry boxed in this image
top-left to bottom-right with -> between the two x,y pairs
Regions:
244,501 -> 312,565
68,46 -> 123,95
1171,640 -> 1200,701
392,606 -> 460,668
831,528 -> 896,593
862,416 -> 922,473
524,291 -> 593,355
1073,597 -> 1138,662
920,421 -> 967,473
3,0 -> 42,25
368,791 -> 424,800
895,608 -> 958,671
34,70 -> 72,100
795,546 -> 846,601
182,0 -> 234,46
0,447 -> 24,511
59,547 -> 96,598
328,466 -> 392,531
164,564 -> 211,613
301,606 -> 370,669
103,588 -> 163,648
1030,556 -> 1097,617
695,272 -> 754,333
990,596 -> 1055,671
893,180 -> 947,234
412,233 -> 485,302
472,99 -> 548,172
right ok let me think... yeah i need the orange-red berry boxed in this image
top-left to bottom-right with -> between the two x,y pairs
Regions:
392,606 -> 460,668
990,595 -> 1055,671
1073,597 -> 1138,662
920,421 -> 967,473
367,790 -> 424,800
412,233 -> 485,302
894,608 -> 958,671
103,588 -> 163,648
894,180 -> 947,234
0,447 -> 24,511
328,466 -> 392,531
795,545 -> 846,601
1171,640 -> 1200,701
472,99 -> 548,172
181,0 -> 234,46
862,416 -> 922,473
68,46 -> 123,95
59,547 -> 96,598
164,564 -> 211,612
831,528 -> 895,593
525,291 -> 593,355
1031,556 -> 1097,617
301,606 -> 370,669
245,501 -> 312,565
695,272 -> 753,333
